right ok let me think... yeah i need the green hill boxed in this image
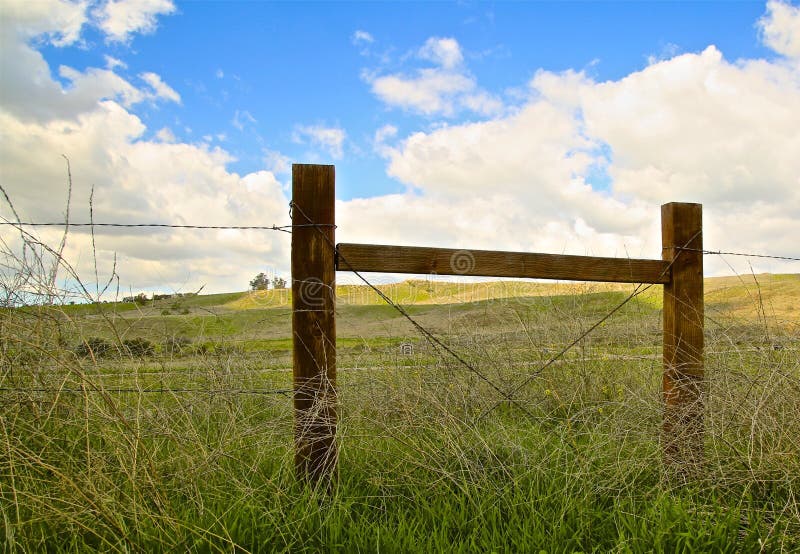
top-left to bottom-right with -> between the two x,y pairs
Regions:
225,274 -> 798,322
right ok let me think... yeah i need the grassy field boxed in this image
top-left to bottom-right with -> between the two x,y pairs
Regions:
1,275 -> 799,552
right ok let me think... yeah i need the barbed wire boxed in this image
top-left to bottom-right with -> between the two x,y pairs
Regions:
0,386 -> 292,396
320,217 -> 797,422
677,247 -> 800,262
0,221 -> 335,233
476,230 -> 699,407
3,199 -> 797,409
290,201 -> 539,420
3,222 -> 794,260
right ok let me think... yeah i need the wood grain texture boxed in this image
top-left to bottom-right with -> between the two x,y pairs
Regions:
336,243 -> 670,284
291,164 -> 337,484
661,202 -> 704,473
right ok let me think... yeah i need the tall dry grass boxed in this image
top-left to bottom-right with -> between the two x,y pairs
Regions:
1,204 -> 798,551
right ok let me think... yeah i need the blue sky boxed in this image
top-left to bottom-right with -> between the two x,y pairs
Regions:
1,0 -> 799,295
36,1 -> 776,198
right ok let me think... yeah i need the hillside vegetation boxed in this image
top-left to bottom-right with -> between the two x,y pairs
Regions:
2,273 -> 798,551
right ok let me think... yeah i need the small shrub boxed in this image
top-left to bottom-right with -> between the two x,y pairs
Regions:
180,307 -> 190,315
122,338 -> 154,357
160,309 -> 171,316
74,337 -> 112,358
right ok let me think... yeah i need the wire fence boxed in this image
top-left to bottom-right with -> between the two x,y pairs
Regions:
1,213 -> 797,401
0,387 -> 292,396
0,220 -> 340,233
1,210 -> 798,404
2,211 -> 799,550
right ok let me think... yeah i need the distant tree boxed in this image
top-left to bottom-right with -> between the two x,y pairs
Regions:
271,276 -> 287,289
249,272 -> 270,291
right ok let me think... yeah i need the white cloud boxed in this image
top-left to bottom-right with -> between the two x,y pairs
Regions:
366,36 -> 502,117
373,124 -> 398,158
419,37 -> 463,69
352,30 -> 374,44
0,3 -> 290,296
58,64 -> 144,108
0,102 -> 291,295
139,71 -> 181,103
3,0 -> 799,299
758,0 -> 800,60
293,125 -> 346,160
92,0 -> 176,43
1,0 -> 88,46
104,55 -> 127,70
336,97 -> 652,262
263,149 -> 291,174
348,26 -> 800,276
0,5 -> 179,124
573,46 -> 800,208
374,124 -> 398,143
647,42 -> 681,66
232,109 -> 256,131
460,91 -> 504,116
155,127 -> 176,142
371,70 -> 475,116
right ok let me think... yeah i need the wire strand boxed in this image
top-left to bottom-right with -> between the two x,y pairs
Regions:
0,221 -> 334,233
677,247 -> 800,262
290,200 -> 539,420
476,229 -> 701,421
0,387 -> 292,396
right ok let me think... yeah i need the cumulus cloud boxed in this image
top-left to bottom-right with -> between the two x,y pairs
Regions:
140,72 -> 181,103
370,70 -> 475,116
293,125 -> 346,160
572,46 -> 800,210
373,124 -> 398,158
104,55 -> 127,69
155,126 -> 176,142
0,1 -> 180,124
1,0 -> 88,46
3,0 -> 799,298
344,7 -> 800,276
418,37 -> 463,69
0,101 -> 290,294
355,100 -> 651,257
92,0 -> 176,43
366,37 -> 503,117
352,30 -> 374,45
758,0 -> 800,60
0,0 -> 290,295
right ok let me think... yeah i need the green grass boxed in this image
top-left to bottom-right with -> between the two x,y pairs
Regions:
2,275 -> 799,551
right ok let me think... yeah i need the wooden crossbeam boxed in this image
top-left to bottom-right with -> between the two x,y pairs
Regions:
336,243 -> 670,284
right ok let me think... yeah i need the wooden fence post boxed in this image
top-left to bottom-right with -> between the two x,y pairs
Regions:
291,164 -> 337,484
661,202 -> 704,474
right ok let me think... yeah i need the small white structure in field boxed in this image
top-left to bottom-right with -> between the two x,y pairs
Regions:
399,343 -> 414,356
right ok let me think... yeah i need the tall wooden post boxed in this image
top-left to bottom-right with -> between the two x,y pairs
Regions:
661,202 -> 704,474
291,164 -> 337,484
